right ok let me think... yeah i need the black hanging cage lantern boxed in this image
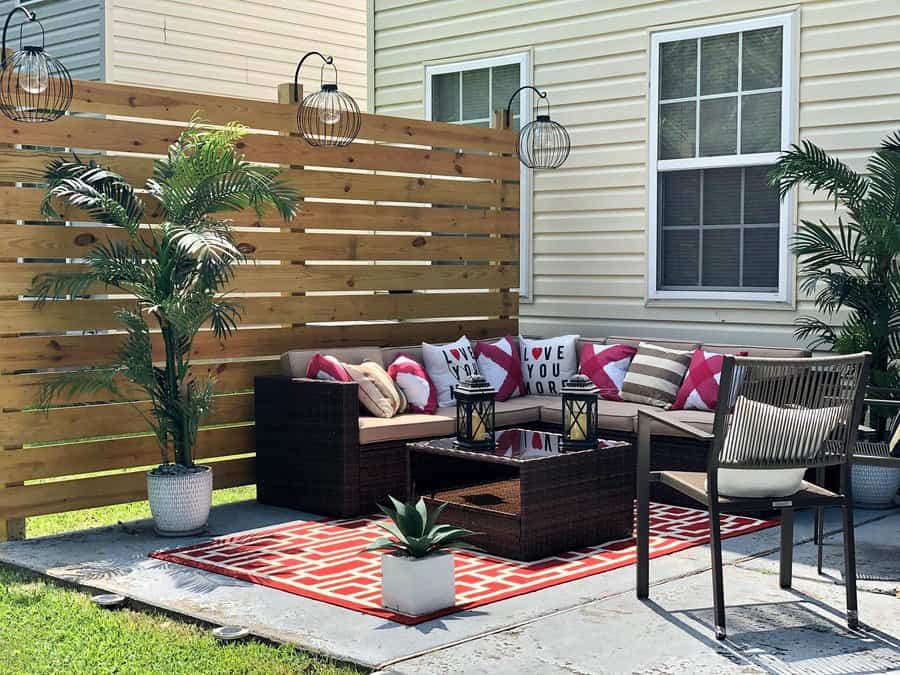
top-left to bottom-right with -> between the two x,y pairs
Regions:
293,51 -> 361,148
506,85 -> 570,169
454,374 -> 496,452
560,374 -> 600,451
0,7 -> 72,123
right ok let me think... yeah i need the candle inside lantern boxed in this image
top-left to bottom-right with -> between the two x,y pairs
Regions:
570,408 -> 586,440
472,409 -> 487,441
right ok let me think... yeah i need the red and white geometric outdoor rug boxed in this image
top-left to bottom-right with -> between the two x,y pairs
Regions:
151,502 -> 775,625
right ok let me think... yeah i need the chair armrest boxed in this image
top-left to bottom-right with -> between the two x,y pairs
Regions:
636,408 -> 714,441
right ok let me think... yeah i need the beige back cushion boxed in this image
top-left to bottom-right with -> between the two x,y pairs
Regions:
701,343 -> 811,358
381,345 -> 423,366
281,347 -> 384,378
607,336 -> 700,351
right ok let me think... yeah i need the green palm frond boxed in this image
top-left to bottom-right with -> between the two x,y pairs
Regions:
42,160 -> 145,233
36,367 -> 123,410
33,115 -> 300,468
769,140 -> 868,209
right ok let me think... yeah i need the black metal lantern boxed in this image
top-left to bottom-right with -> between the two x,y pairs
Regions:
293,51 -> 361,148
506,85 -> 570,169
454,375 -> 496,451
0,7 -> 72,123
560,374 -> 599,451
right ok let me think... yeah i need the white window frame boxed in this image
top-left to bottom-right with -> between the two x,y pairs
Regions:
424,52 -> 533,301
648,12 -> 797,303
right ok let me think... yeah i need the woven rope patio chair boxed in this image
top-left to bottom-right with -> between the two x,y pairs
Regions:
636,353 -> 871,640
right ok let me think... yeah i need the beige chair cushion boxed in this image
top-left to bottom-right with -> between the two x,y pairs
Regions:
344,361 -> 405,418
539,398 -> 644,433
359,413 -> 456,445
281,347 -> 383,378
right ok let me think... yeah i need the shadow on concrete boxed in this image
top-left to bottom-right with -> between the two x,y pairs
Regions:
643,590 -> 900,674
374,609 -> 491,635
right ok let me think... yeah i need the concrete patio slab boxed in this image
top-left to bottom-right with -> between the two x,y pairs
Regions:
0,502 -> 896,673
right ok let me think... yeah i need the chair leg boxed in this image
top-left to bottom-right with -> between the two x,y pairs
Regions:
813,467 -> 825,546
636,471 -> 650,599
817,505 -> 825,575
843,500 -> 859,629
780,507 -> 794,589
709,507 -> 727,640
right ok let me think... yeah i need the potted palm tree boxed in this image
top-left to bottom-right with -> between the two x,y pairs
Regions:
30,118 -> 299,536
366,496 -> 478,616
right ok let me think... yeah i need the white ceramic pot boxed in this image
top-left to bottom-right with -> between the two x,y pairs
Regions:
852,464 -> 900,508
146,465 -> 213,536
381,551 -> 455,616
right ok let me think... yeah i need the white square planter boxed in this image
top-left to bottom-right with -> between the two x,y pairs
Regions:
381,551 -> 455,616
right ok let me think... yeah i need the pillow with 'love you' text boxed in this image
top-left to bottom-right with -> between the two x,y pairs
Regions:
519,335 -> 579,396
421,336 -> 480,408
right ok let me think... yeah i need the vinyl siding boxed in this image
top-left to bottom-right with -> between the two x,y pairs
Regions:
372,0 -> 898,348
1,0 -> 104,81
108,0 -> 367,108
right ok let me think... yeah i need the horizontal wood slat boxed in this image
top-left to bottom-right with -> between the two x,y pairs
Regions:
0,115 -> 520,181
0,187 -> 520,235
68,80 -> 519,153
0,426 -> 255,484
0,149 -> 516,209
1,392 -> 254,446
0,456 -> 254,520
0,76 -> 520,530
0,360 -> 277,410
0,261 -> 519,296
0,292 -> 517,333
0,319 -> 519,372
0,224 -> 518,262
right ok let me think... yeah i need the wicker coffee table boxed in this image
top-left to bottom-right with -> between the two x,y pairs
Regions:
406,428 -> 634,561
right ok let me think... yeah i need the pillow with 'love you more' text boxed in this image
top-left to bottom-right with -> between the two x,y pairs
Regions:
421,336 -> 480,408
519,335 -> 579,396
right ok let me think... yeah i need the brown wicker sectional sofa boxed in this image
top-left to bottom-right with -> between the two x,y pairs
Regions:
254,336 -> 810,517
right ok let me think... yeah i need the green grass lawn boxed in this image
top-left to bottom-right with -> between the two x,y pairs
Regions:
12,487 -> 363,674
0,565 -> 361,675
27,484 -> 257,538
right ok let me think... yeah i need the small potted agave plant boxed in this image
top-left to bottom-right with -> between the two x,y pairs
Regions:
367,496 -> 478,616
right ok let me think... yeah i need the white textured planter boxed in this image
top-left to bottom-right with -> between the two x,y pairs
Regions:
146,465 -> 213,536
853,464 -> 900,508
381,551 -> 455,616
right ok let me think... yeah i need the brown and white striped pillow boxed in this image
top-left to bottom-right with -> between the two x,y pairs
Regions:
620,343 -> 693,408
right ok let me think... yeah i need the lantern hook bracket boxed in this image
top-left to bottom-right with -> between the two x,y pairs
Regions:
1,6 -> 37,71
505,85 -> 550,128
293,51 -> 334,103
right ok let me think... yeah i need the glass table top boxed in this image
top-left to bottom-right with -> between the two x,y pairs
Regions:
409,428 -> 629,464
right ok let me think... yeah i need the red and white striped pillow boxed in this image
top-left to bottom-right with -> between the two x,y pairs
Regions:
387,353 -> 438,414
579,343 -> 637,401
474,335 -> 525,401
305,353 -> 351,382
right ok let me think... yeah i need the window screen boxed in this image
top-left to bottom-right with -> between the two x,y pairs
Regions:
431,63 -> 522,130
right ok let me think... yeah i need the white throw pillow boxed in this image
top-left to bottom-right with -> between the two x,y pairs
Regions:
518,335 -> 579,396
421,336 -> 479,408
716,397 -> 843,498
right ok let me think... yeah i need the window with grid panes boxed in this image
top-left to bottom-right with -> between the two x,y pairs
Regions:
650,15 -> 794,299
430,63 -> 522,130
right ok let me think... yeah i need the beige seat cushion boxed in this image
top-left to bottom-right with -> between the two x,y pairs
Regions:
435,396 -> 543,429
539,398 -> 645,433
643,409 -> 717,436
281,347 -> 383,378
359,412 -> 456,445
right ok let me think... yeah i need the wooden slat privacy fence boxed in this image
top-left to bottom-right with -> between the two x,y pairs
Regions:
0,78 -> 520,539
